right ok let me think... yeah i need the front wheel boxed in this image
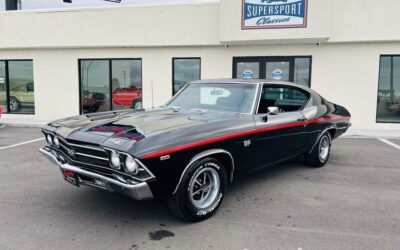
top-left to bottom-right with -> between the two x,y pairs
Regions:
167,157 -> 227,222
305,132 -> 331,167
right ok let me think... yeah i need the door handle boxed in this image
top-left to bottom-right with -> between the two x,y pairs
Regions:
297,117 -> 307,122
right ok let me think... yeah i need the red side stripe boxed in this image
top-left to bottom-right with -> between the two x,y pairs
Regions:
141,115 -> 350,159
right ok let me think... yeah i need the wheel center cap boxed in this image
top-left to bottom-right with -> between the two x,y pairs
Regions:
202,185 -> 210,193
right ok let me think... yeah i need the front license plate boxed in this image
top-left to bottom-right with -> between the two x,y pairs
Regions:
63,171 -> 80,187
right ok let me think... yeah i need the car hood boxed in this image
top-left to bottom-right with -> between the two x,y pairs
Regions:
45,107 -> 240,149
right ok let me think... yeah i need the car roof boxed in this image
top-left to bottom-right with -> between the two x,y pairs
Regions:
189,79 -> 311,90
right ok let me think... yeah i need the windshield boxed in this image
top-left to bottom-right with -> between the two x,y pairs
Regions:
167,83 -> 258,113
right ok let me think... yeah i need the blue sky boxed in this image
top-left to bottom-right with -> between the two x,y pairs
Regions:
16,0 -> 217,10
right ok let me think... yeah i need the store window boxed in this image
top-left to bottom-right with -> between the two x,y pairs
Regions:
112,60 -> 143,110
0,61 -> 6,109
79,59 -> 142,114
377,55 -> 400,123
0,60 -> 35,114
173,58 -> 200,95
233,56 -> 312,87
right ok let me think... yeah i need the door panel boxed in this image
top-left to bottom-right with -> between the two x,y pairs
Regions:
251,84 -> 311,168
253,112 -> 308,167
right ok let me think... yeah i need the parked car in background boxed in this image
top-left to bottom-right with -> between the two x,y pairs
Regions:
387,103 -> 400,116
82,90 -> 106,113
112,87 -> 143,109
40,79 -> 351,222
0,82 -> 35,112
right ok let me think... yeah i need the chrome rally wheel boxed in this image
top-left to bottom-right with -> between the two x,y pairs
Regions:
167,157 -> 227,222
189,167 -> 220,210
319,135 -> 330,162
305,131 -> 332,168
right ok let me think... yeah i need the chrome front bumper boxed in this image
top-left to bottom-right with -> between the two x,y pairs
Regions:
39,146 -> 153,200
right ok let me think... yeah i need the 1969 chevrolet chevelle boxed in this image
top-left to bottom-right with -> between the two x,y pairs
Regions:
40,79 -> 351,221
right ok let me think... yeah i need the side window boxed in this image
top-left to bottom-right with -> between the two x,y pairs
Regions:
258,85 -> 310,113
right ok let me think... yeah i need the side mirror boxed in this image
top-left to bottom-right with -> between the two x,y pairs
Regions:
260,107 -> 279,122
267,106 -> 279,115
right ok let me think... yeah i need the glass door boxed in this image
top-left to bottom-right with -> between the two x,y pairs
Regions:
233,56 -> 311,86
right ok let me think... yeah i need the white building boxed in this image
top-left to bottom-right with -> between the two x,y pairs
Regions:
0,0 -> 400,130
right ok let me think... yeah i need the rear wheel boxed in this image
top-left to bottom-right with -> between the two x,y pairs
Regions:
132,99 -> 142,109
305,132 -> 331,167
167,157 -> 227,222
9,97 -> 21,112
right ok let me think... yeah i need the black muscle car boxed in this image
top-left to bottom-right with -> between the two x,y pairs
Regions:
40,79 -> 351,221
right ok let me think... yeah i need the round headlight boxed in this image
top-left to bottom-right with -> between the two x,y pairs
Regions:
125,155 -> 139,174
46,134 -> 53,145
110,151 -> 121,169
53,136 -> 60,148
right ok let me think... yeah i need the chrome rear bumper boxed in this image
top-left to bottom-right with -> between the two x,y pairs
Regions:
39,146 -> 153,200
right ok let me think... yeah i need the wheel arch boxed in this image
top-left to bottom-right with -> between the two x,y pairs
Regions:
327,128 -> 336,140
172,149 -> 235,194
308,125 -> 336,153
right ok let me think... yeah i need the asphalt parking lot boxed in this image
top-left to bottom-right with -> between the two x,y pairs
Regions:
0,126 -> 399,250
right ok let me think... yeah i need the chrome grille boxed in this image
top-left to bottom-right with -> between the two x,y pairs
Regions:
56,137 -> 110,168
42,130 -> 155,182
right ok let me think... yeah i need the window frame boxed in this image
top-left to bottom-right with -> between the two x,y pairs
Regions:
255,83 -> 311,114
0,59 -> 35,115
376,54 -> 400,124
172,57 -> 201,96
78,58 -> 142,114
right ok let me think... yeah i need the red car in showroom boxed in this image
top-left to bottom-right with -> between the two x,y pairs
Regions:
112,87 -> 143,109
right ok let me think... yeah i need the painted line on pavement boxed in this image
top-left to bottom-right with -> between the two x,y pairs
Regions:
0,138 -> 44,151
378,138 -> 400,150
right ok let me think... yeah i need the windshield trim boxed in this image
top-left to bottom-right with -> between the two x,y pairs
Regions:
165,82 -> 260,115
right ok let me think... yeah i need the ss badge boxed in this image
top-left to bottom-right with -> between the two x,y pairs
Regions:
243,140 -> 251,147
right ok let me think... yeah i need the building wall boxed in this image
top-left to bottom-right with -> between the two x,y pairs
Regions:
2,0 -> 400,50
2,0 -> 400,49
1,42 -> 399,129
1,0 -> 400,129
0,2 -> 220,49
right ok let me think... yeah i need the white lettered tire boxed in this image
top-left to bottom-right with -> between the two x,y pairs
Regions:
167,157 -> 227,222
